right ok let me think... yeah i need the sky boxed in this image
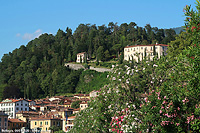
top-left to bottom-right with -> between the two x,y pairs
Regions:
0,0 -> 197,60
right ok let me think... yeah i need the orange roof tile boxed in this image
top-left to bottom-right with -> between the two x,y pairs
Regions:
8,119 -> 26,123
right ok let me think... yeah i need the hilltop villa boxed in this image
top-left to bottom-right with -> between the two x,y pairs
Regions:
124,44 -> 168,62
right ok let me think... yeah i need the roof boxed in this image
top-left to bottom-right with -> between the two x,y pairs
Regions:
0,98 -> 29,103
80,101 -> 88,104
8,119 -> 26,123
16,111 -> 39,115
29,115 -> 61,120
73,108 -> 80,111
68,116 -> 76,120
64,102 -> 71,105
77,52 -> 86,55
125,44 -> 168,48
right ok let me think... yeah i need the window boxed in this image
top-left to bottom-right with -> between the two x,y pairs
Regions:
17,103 -> 19,106
57,122 -> 60,126
25,104 -> 28,106
141,47 -> 143,49
5,118 -> 7,122
35,122 -> 37,125
46,127 -> 47,131
25,108 -> 27,111
40,122 -> 42,126
21,108 -> 23,111
53,122 -> 55,125
45,121 -> 48,125
0,118 -> 1,121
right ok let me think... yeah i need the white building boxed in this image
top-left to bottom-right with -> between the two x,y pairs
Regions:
0,99 -> 29,118
76,52 -> 87,63
124,44 -> 168,62
63,116 -> 76,132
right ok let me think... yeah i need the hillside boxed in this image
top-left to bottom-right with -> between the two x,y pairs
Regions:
0,22 -> 179,100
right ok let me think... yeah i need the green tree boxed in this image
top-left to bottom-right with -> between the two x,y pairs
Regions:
97,46 -> 104,61
71,101 -> 80,109
112,44 -> 122,60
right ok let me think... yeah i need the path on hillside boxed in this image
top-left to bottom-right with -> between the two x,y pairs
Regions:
64,63 -> 112,72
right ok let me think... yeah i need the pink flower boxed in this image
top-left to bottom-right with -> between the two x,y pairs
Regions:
162,101 -> 166,104
176,123 -> 180,126
159,110 -> 162,114
177,107 -> 180,110
164,96 -> 166,99
158,97 -> 161,100
161,106 -> 164,109
145,97 -> 148,102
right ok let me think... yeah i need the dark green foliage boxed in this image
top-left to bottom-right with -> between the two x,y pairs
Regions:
71,100 -> 80,109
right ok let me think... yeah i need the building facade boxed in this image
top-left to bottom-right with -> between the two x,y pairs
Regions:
124,44 -> 168,62
8,118 -> 26,130
0,111 -> 8,131
30,116 -> 62,133
76,52 -> 87,63
63,116 -> 76,132
0,99 -> 29,118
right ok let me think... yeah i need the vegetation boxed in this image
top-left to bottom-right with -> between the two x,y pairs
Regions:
71,100 -> 81,109
76,70 -> 109,93
70,1 -> 200,132
0,21 -> 177,100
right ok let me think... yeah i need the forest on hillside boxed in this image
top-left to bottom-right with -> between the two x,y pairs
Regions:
0,22 -> 179,100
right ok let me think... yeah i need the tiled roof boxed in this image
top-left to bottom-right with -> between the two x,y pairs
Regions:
16,111 -> 39,115
8,119 -> 26,123
125,44 -> 168,48
80,101 -> 88,104
77,52 -> 86,55
29,114 -> 61,120
68,116 -> 76,119
64,102 -> 71,105
73,108 -> 80,111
